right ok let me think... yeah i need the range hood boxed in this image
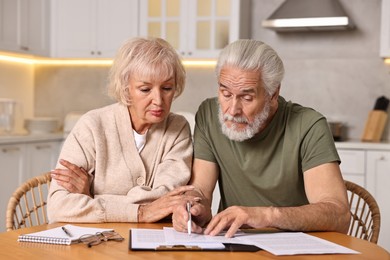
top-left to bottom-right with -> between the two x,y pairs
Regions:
262,0 -> 354,32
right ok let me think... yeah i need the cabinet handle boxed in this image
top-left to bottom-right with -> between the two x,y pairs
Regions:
35,145 -> 51,150
188,52 -> 192,56
91,51 -> 95,55
20,46 -> 29,51
97,51 -> 101,55
2,147 -> 21,153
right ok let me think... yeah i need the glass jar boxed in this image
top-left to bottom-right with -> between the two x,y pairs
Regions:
0,98 -> 16,134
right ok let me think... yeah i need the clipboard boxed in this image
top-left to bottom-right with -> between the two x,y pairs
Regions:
128,229 -> 261,252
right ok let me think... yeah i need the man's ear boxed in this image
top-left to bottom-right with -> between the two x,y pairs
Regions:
271,85 -> 281,102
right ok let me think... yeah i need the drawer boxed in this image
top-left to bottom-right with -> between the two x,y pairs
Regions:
338,150 -> 365,175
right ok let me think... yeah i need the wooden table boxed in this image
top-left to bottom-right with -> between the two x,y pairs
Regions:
0,222 -> 389,260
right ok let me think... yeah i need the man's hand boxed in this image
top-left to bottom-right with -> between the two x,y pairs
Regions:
172,196 -> 212,234
50,159 -> 92,196
204,206 -> 261,238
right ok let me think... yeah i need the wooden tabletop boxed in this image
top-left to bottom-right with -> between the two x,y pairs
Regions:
0,222 -> 389,260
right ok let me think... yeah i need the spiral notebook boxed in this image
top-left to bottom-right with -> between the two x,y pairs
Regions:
17,224 -> 114,245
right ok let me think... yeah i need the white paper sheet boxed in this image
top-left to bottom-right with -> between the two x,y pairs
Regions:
163,227 -> 239,244
131,227 -> 360,255
130,228 -> 166,249
130,228 -> 225,250
235,232 -> 361,256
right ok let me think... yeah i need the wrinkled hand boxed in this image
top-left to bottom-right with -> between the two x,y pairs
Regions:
138,185 -> 200,223
51,159 -> 91,196
204,206 -> 256,238
172,198 -> 211,234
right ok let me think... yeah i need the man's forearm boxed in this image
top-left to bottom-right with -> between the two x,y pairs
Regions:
258,202 -> 350,233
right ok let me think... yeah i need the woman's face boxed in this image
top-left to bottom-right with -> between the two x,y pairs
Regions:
128,74 -> 176,134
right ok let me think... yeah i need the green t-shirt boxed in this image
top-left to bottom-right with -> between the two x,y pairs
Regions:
194,96 -> 340,211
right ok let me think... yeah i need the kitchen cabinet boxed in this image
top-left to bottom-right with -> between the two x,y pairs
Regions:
337,149 -> 365,187
0,143 -> 25,233
0,0 -> 50,56
139,0 -> 251,58
336,142 -> 390,252
51,0 -> 139,58
0,0 -> 18,52
366,151 -> 390,253
24,141 -> 61,181
380,0 -> 390,57
0,138 -> 62,232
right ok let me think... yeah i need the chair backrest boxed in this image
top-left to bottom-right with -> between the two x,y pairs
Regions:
345,180 -> 381,243
6,172 -> 51,231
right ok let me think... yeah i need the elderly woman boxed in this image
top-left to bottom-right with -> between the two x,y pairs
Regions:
47,37 -> 194,223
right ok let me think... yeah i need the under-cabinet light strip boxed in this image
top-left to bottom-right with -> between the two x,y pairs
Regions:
0,53 -> 217,67
2,52 -> 386,66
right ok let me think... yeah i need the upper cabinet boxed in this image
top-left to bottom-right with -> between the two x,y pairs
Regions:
51,0 -> 139,58
0,0 -> 50,56
380,0 -> 390,57
139,0 -> 251,59
1,0 -> 249,59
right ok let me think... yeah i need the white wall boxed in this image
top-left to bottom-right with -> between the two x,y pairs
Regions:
251,0 -> 390,140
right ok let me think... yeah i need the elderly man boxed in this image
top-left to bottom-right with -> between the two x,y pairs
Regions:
172,39 -> 350,238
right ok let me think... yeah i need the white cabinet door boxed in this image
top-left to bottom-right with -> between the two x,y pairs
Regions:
380,0 -> 390,57
52,0 -> 96,58
139,0 -> 250,58
0,143 -> 25,233
0,0 -> 49,56
24,141 -> 61,181
0,0 -> 19,52
19,0 -> 50,56
52,0 -> 138,58
96,0 -> 139,57
337,149 -> 366,187
0,140 -> 61,232
366,151 -> 390,252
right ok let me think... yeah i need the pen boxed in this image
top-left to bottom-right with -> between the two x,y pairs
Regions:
62,226 -> 73,237
186,201 -> 192,235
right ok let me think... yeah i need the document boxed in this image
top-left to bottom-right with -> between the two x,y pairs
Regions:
130,227 -> 360,255
235,232 -> 361,256
130,228 -> 226,250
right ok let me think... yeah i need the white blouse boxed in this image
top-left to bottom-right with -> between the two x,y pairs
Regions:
133,130 -> 147,152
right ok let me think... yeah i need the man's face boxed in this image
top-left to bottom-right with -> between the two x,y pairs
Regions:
217,66 -> 273,141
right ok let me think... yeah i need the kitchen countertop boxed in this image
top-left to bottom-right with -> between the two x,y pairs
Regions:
335,140 -> 390,150
0,132 -> 65,144
1,133 -> 389,150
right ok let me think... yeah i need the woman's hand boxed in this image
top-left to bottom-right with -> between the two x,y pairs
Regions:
138,185 -> 200,223
51,159 -> 92,197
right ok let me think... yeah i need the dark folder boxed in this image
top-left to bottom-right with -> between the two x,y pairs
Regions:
128,229 -> 261,252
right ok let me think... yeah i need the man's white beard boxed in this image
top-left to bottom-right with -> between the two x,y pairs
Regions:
218,100 -> 270,142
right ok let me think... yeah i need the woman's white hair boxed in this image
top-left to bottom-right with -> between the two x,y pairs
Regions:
107,37 -> 186,105
216,39 -> 284,96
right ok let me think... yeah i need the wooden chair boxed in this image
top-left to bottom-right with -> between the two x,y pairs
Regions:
345,180 -> 381,243
6,172 -> 51,231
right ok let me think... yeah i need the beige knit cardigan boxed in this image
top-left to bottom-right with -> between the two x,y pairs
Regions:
47,103 -> 193,223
